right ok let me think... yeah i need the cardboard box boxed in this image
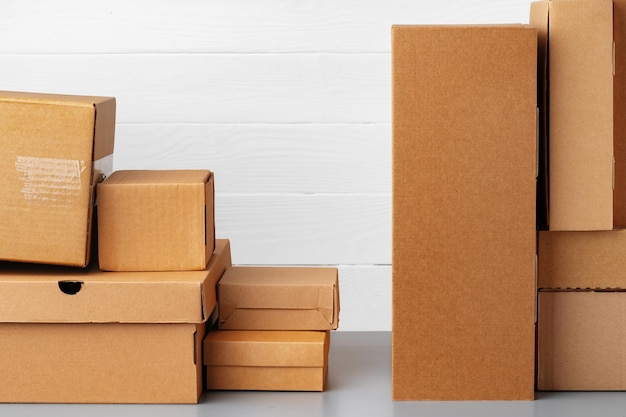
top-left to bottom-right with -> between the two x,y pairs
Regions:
531,0 -> 615,230
97,169 -> 215,271
204,330 -> 329,391
538,229 -> 626,289
392,25 -> 537,400
537,290 -> 626,390
0,91 -> 115,266
0,239 -> 231,403
218,266 -> 339,331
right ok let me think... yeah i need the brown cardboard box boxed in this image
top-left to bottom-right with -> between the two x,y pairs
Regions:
97,169 -> 215,271
218,266 -> 339,331
538,229 -> 626,289
392,25 -> 537,400
537,290 -> 626,390
204,330 -> 329,391
0,91 -> 115,267
0,239 -> 231,403
531,0 -> 614,230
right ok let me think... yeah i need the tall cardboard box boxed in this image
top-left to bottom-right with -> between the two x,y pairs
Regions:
204,330 -> 330,392
392,25 -> 537,400
97,170 -> 215,272
537,290 -> 626,391
0,239 -> 231,404
531,0 -> 614,230
0,91 -> 115,266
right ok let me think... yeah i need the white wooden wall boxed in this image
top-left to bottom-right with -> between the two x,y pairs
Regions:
1,0 -> 532,331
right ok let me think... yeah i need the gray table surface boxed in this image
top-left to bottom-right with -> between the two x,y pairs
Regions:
1,331 -> 626,416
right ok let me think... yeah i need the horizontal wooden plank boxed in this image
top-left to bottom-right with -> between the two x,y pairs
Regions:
333,265 -> 391,331
114,123 -> 391,194
216,194 -> 390,265
2,0 -> 531,53
0,54 -> 389,124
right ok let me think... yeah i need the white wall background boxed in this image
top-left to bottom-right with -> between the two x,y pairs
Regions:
1,0 -> 532,331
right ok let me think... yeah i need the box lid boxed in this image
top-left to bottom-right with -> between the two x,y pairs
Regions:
0,239 -> 231,323
101,169 -> 212,185
204,330 -> 329,367
218,266 -> 339,330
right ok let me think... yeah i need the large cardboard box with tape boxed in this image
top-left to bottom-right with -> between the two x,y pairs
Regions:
0,91 -> 115,266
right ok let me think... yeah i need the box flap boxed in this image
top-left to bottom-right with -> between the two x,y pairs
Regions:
218,267 -> 339,330
204,330 -> 328,367
0,239 -> 231,324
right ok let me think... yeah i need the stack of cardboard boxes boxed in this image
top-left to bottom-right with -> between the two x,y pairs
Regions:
392,0 -> 624,401
534,0 -> 626,392
0,91 -> 339,403
204,266 -> 339,391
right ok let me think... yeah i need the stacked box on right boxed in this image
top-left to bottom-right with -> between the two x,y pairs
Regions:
534,0 -> 626,391
537,231 -> 626,390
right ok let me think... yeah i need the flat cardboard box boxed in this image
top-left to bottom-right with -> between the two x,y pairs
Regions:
538,229 -> 626,289
392,25 -> 537,400
204,330 -> 329,391
218,266 -> 339,331
531,0 -> 615,230
97,169 -> 215,271
0,91 -> 115,266
537,290 -> 626,391
0,239 -> 231,403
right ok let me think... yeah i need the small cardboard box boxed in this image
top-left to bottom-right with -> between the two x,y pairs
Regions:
218,266 -> 339,331
97,169 -> 215,271
0,91 -> 115,267
538,229 -> 626,289
537,290 -> 626,391
531,0 -> 615,230
204,330 -> 329,392
392,25 -> 537,400
0,239 -> 231,404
